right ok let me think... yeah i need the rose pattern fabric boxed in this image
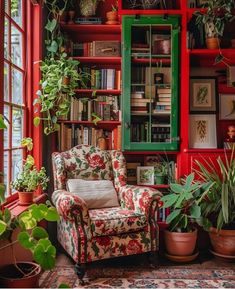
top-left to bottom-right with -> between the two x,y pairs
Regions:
89,207 -> 147,236
52,145 -> 161,265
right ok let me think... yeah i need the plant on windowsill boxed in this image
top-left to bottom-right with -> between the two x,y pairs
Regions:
194,0 -> 235,49
11,138 -> 49,205
161,173 -> 212,260
195,148 -> 235,259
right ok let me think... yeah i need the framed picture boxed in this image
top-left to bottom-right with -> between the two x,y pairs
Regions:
137,166 -> 154,185
126,162 -> 141,183
219,94 -> 235,120
189,114 -> 217,148
190,77 -> 217,112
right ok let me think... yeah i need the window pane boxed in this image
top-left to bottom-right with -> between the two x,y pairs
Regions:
11,26 -> 23,68
11,0 -> 22,27
3,105 -> 9,150
4,18 -> 9,60
3,151 -> 9,197
12,108 -> 23,148
12,149 -> 23,188
4,62 -> 9,102
4,0 -> 9,16
12,68 -> 23,105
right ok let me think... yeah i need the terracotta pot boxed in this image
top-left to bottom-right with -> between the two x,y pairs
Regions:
164,229 -> 198,256
106,11 -> 118,24
206,37 -> 220,49
0,262 -> 41,288
209,227 -> 235,256
97,137 -> 107,150
18,191 -> 34,206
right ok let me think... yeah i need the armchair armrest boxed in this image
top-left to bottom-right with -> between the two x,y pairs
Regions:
118,185 -> 162,218
52,190 -> 91,237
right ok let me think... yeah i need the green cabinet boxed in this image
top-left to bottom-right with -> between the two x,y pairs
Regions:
122,15 -> 180,151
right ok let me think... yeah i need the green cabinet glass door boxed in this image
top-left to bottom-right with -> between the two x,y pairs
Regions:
122,15 -> 180,151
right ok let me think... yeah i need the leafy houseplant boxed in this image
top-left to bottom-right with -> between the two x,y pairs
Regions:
194,0 -> 235,49
161,173 -> 211,257
34,53 -> 88,135
11,138 -> 49,205
154,162 -> 167,184
195,150 -> 235,257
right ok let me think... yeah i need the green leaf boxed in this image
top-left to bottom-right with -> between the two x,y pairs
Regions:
190,204 -> 201,219
0,183 -> 6,204
44,207 -> 60,222
18,231 -> 35,249
58,283 -> 70,288
166,209 -> 181,224
33,241 -> 56,270
47,40 -> 58,53
221,183 -> 229,223
19,213 -> 37,230
0,220 -> 7,236
184,173 -> 194,191
32,227 -> 48,240
21,137 -> 33,151
3,208 -> 11,223
34,117 -> 41,127
161,194 -> 178,208
45,19 -> 57,32
0,114 -> 7,129
170,183 -> 182,194
214,54 -> 224,64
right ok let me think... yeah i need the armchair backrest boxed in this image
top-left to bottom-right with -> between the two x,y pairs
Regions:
52,145 -> 127,191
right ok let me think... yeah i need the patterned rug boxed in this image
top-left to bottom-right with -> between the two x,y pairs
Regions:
40,265 -> 235,288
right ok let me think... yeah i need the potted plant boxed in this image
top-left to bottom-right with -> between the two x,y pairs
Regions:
33,53 -> 89,135
194,0 -> 235,49
195,149 -> 235,259
161,173 -> 212,261
0,201 -> 59,287
106,2 -> 118,25
11,138 -> 49,206
154,162 -> 167,184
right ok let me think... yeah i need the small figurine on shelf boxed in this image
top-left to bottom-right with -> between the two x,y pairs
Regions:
224,125 -> 235,149
106,2 -> 119,25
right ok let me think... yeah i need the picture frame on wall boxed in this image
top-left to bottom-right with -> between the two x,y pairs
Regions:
190,77 -> 217,112
219,94 -> 235,120
189,114 -> 217,148
137,166 -> 154,185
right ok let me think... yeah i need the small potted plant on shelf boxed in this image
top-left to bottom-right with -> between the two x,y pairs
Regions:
154,162 -> 167,184
161,173 -> 212,262
11,138 -> 49,206
195,149 -> 235,260
194,0 -> 235,49
106,2 -> 119,25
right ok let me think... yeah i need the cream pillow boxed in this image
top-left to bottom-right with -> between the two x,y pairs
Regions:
66,179 -> 119,209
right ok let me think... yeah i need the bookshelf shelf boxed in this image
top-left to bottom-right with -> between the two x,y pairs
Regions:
75,89 -> 121,95
59,120 -> 121,130
132,58 -> 171,65
60,24 -> 121,34
73,57 -> 121,65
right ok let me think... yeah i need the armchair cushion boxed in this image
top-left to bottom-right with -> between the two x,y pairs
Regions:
89,207 -> 147,237
66,179 -> 119,209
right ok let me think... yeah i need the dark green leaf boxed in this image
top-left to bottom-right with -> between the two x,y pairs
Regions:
32,227 -> 48,240
18,231 -> 35,249
166,209 -> 181,224
190,204 -> 201,219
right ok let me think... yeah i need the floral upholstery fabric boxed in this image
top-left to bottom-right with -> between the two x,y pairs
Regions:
52,145 -> 113,190
89,207 -> 147,236
52,145 -> 161,265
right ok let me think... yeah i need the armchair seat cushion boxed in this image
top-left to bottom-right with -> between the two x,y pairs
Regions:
89,207 -> 147,237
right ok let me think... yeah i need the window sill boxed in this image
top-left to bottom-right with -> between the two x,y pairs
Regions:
5,194 -> 47,216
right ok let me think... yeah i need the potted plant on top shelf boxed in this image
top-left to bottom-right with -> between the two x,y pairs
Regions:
11,138 -> 49,206
195,149 -> 235,259
106,2 -> 119,25
161,173 -> 212,262
194,0 -> 235,49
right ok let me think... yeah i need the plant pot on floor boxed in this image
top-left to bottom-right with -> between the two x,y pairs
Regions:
0,262 -> 41,288
209,227 -> 235,257
18,191 -> 34,205
164,229 -> 198,256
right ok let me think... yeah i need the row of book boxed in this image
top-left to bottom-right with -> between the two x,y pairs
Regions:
58,124 -> 122,151
82,67 -> 121,90
69,95 -> 121,121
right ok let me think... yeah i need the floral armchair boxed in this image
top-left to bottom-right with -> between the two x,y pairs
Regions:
52,145 -> 162,283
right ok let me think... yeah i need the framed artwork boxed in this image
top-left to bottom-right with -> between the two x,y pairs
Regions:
190,77 -> 217,112
219,94 -> 235,120
189,114 -> 217,148
126,162 -> 141,183
137,166 -> 154,185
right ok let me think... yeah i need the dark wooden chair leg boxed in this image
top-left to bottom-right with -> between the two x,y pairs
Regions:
148,251 -> 160,268
75,263 -> 86,285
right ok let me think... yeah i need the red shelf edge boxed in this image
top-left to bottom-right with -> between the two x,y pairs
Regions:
75,89 -> 121,95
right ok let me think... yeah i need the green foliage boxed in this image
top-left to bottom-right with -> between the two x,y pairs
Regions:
11,138 -> 49,192
0,203 -> 59,271
194,0 -> 235,38
194,149 -> 235,230
161,173 -> 212,232
34,54 -> 89,135
0,114 -> 7,129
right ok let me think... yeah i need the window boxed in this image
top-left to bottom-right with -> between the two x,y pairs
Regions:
1,0 -> 34,199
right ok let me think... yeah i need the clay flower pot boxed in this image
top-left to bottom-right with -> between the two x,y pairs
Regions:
209,227 -> 235,256
18,191 -> 34,206
106,11 -> 118,25
206,37 -> 220,49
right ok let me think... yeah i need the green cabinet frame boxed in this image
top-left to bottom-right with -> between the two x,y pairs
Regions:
122,15 -> 180,151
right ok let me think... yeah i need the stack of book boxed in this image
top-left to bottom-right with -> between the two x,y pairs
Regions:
131,92 -> 153,115
152,124 -> 171,143
153,87 -> 171,114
